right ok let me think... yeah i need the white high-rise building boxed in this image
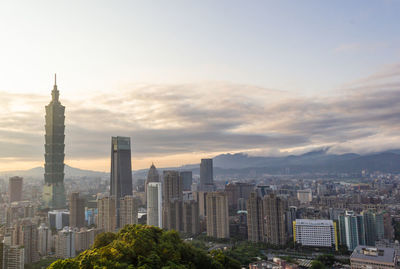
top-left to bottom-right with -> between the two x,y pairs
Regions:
38,223 -> 52,256
293,219 -> 338,250
2,235 -> 24,269
147,182 -> 162,228
55,227 -> 75,258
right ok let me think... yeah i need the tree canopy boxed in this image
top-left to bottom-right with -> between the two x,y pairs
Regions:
48,224 -> 241,269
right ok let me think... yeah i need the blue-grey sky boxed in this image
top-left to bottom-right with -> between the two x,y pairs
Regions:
0,1 -> 399,171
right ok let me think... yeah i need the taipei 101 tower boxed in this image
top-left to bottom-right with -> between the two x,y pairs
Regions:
42,74 -> 66,209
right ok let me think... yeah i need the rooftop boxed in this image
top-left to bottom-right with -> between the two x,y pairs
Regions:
295,219 -> 333,226
351,246 -> 396,264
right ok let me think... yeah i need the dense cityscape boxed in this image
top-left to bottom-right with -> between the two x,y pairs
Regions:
1,79 -> 400,269
1,1 -> 400,269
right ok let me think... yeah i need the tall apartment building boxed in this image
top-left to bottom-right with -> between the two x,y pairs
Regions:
1,236 -> 24,269
9,177 -> 23,203
119,196 -> 139,227
97,196 -> 117,232
247,192 -> 264,243
286,206 -> 297,238
206,192 -> 229,239
110,136 -> 133,227
74,228 -> 104,253
182,200 -> 200,236
69,192 -> 85,228
55,227 -> 75,258
38,223 -> 52,256
293,219 -> 338,250
162,171 -> 183,230
195,191 -> 208,218
147,182 -> 162,228
13,220 -> 39,264
263,194 -> 288,246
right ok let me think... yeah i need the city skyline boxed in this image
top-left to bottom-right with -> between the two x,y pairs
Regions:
1,1 -> 400,171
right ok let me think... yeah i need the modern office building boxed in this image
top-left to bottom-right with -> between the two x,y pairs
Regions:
110,136 -> 133,227
180,171 -> 193,191
43,75 -> 67,209
263,194 -> 288,246
9,177 -> 23,203
48,209 -> 70,230
97,196 -> 117,232
293,219 -> 338,250
338,211 -> 365,251
247,191 -> 264,243
69,192 -> 85,228
147,182 -> 162,228
206,192 -> 229,239
200,159 -> 215,191
119,195 -> 139,227
350,246 -> 399,269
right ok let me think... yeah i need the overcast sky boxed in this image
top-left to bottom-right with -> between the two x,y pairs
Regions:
0,1 -> 400,171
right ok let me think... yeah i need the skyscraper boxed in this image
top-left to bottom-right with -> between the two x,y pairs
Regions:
9,177 -> 23,203
69,192 -> 85,228
110,136 -> 133,201
200,159 -> 215,191
43,75 -> 66,209
110,136 -> 133,227
145,163 -> 160,203
206,192 -> 229,239
263,194 -> 288,246
180,171 -> 193,191
147,182 -> 162,228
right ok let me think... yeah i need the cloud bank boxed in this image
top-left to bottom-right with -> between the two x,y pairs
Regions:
1,64 -> 400,171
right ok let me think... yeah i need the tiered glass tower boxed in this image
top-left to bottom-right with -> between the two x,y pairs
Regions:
42,75 -> 66,209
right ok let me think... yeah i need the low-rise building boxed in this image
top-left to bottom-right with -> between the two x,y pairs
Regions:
350,246 -> 400,269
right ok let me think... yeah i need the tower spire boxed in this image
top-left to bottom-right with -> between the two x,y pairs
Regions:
51,73 -> 59,102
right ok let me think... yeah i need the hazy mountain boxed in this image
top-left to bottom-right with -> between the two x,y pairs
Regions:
2,149 -> 400,180
0,165 -> 108,179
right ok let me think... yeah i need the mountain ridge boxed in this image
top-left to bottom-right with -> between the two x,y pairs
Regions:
2,149 -> 400,179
